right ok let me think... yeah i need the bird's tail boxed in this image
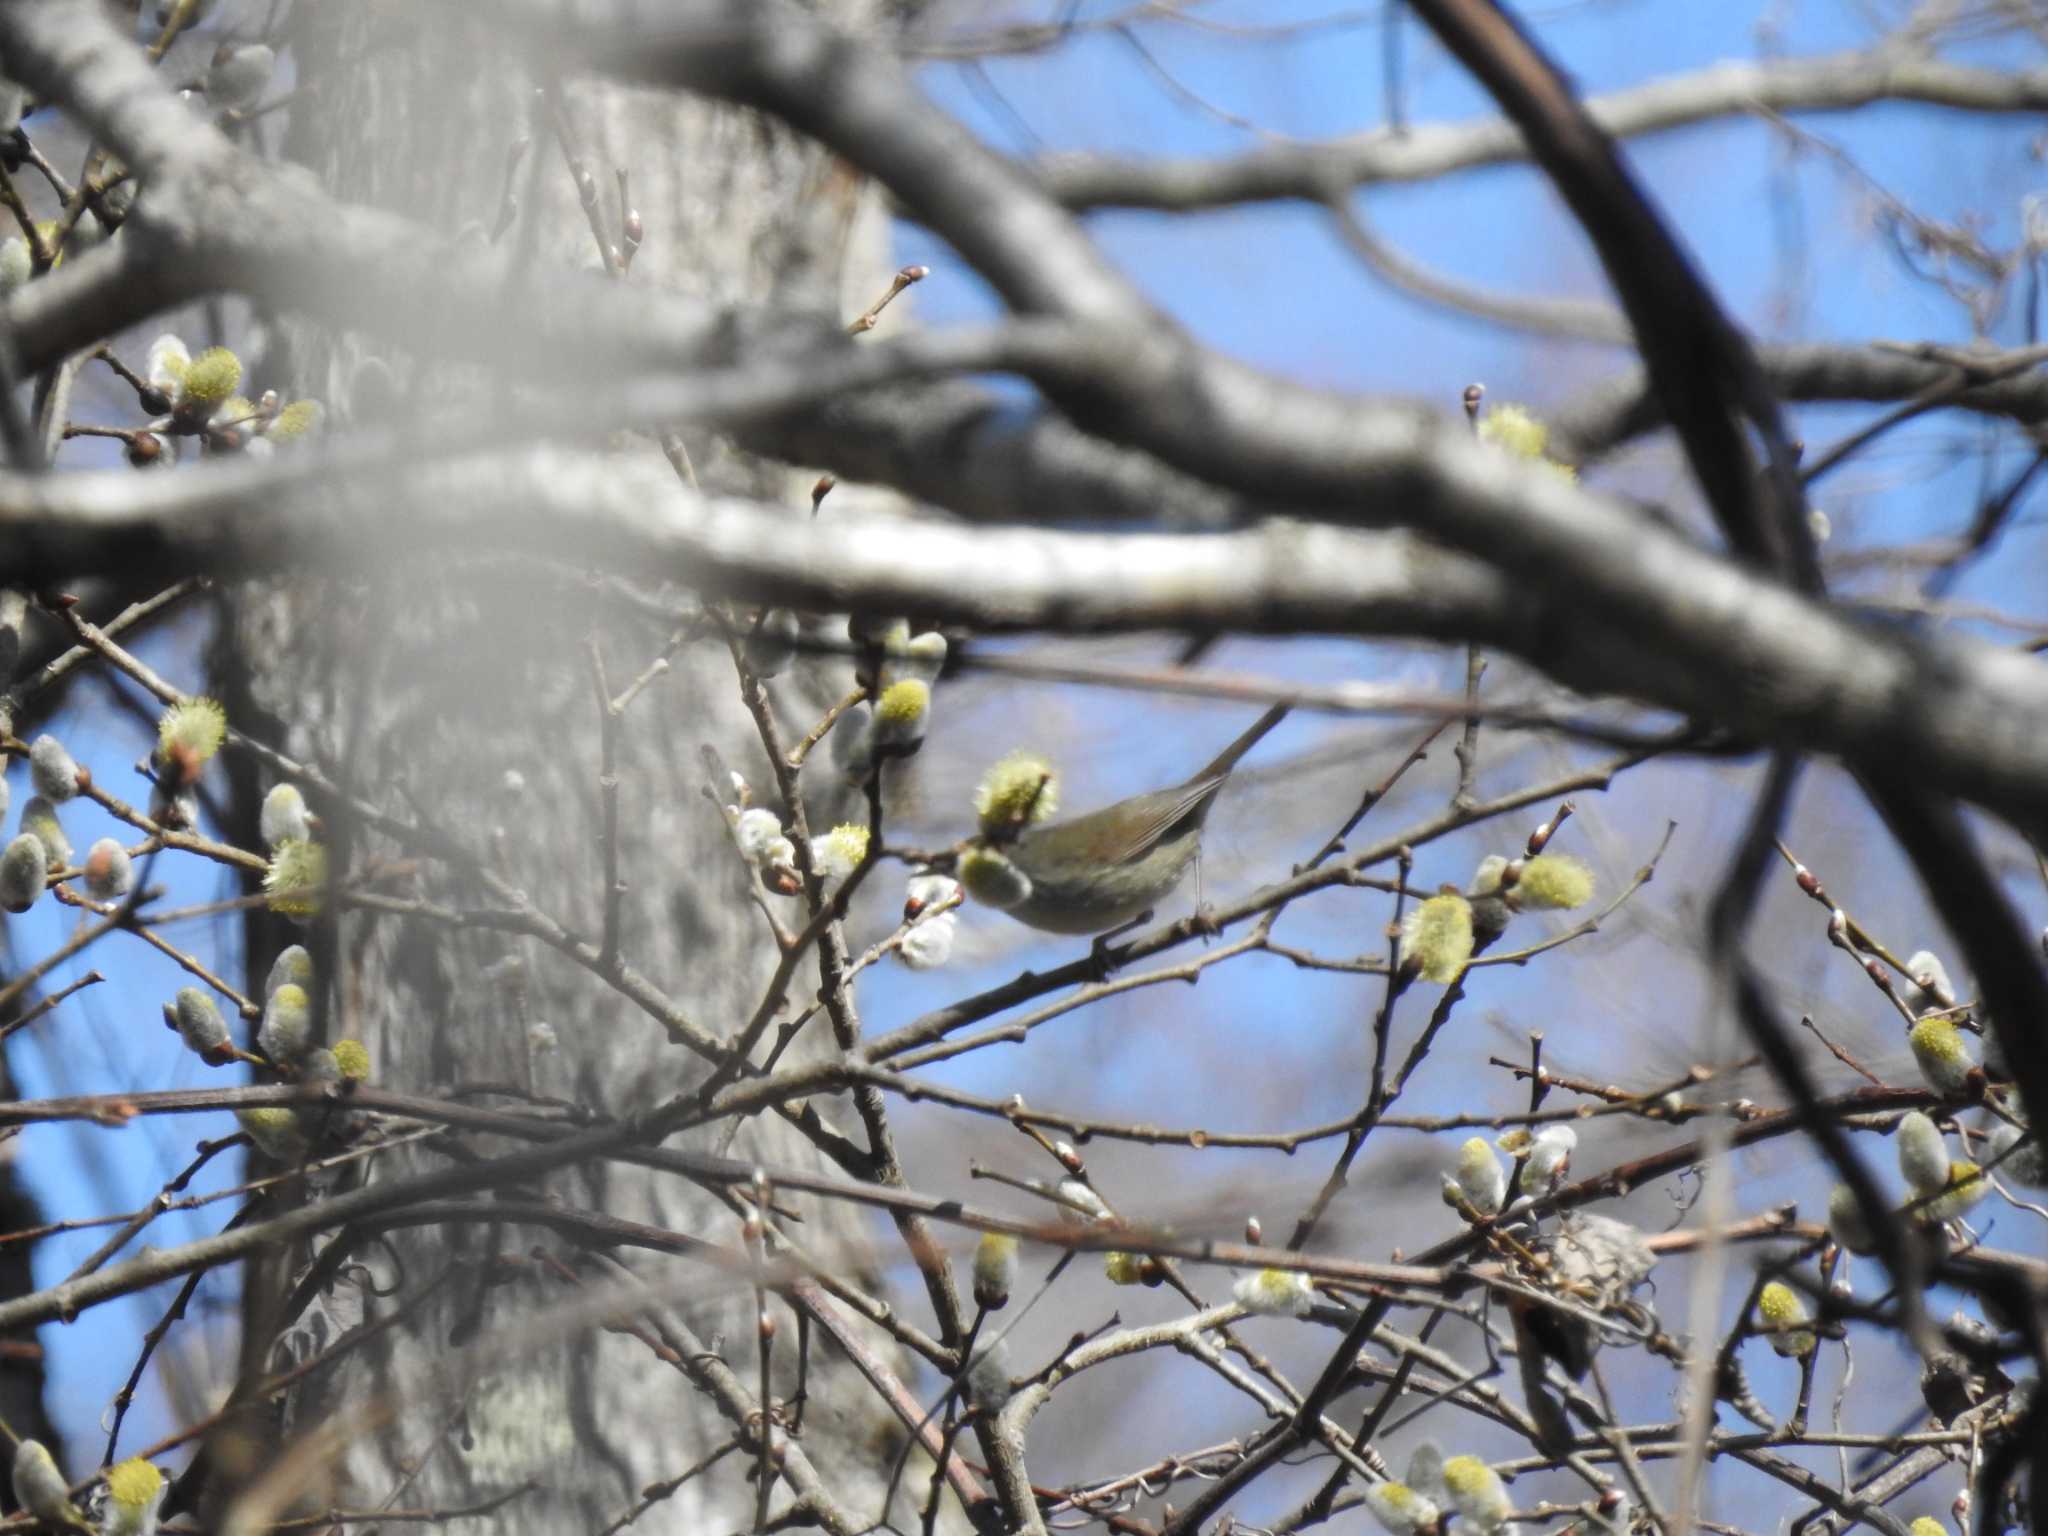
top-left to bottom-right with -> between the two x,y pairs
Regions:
1194,702 -> 1292,782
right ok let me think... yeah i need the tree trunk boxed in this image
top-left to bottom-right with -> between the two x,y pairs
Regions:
200,7 -> 913,1529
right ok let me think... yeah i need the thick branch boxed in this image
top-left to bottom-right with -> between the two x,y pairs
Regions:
0,444 -> 1520,633
1404,0 -> 1809,583
9,447 -> 2048,839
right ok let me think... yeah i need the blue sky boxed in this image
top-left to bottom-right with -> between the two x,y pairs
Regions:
868,0 -> 2048,1523
5,612 -> 252,1461
5,0 -> 2045,1521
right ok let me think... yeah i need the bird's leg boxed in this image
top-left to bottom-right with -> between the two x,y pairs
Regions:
1086,910 -> 1153,981
1189,847 -> 1221,940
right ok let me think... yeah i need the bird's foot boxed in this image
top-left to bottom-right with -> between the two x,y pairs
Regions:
1086,911 -> 1152,981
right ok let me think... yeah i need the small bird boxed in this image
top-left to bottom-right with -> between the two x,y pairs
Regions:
958,703 -> 1289,935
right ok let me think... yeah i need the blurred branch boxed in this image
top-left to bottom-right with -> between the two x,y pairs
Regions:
1039,50 -> 2048,211
12,446 -> 2048,840
1322,192 -> 1634,345
1554,340 -> 2048,461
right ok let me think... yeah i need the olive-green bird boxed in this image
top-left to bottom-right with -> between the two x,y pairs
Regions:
958,703 -> 1290,935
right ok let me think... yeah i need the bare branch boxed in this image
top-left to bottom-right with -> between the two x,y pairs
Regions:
1038,50 -> 2048,211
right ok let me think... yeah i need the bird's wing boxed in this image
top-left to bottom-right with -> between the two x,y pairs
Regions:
1064,773 -> 1229,866
1100,704 -> 1287,860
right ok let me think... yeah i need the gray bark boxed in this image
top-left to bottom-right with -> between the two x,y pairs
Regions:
204,5 -> 916,1530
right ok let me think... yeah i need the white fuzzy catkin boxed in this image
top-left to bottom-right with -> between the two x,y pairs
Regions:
1903,950 -> 1956,1015
1989,1120 -> 2048,1188
809,823 -> 869,880
260,783 -> 311,847
1054,1177 -> 1113,1224
734,808 -> 783,865
1908,1016 -> 1977,1096
236,1107 -> 308,1161
1406,1442 -> 1448,1503
1897,1111 -> 1951,1197
266,945 -> 313,998
1467,854 -> 1512,945
260,984 -> 312,1064
1524,1125 -> 1577,1188
101,1457 -> 164,1536
167,987 -> 231,1059
29,734 -> 79,802
1446,1137 -> 1506,1215
1400,893 -> 1474,982
880,629 -> 948,688
1233,1267 -> 1315,1317
1758,1281 -> 1815,1357
83,838 -> 134,900
905,872 -> 961,914
0,833 -> 46,912
972,1232 -> 1018,1310
12,1439 -> 82,1529
1440,1456 -> 1510,1535
1363,1482 -> 1440,1536
900,913 -> 957,970
870,679 -> 930,752
146,334 -> 190,397
21,796 -> 70,865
